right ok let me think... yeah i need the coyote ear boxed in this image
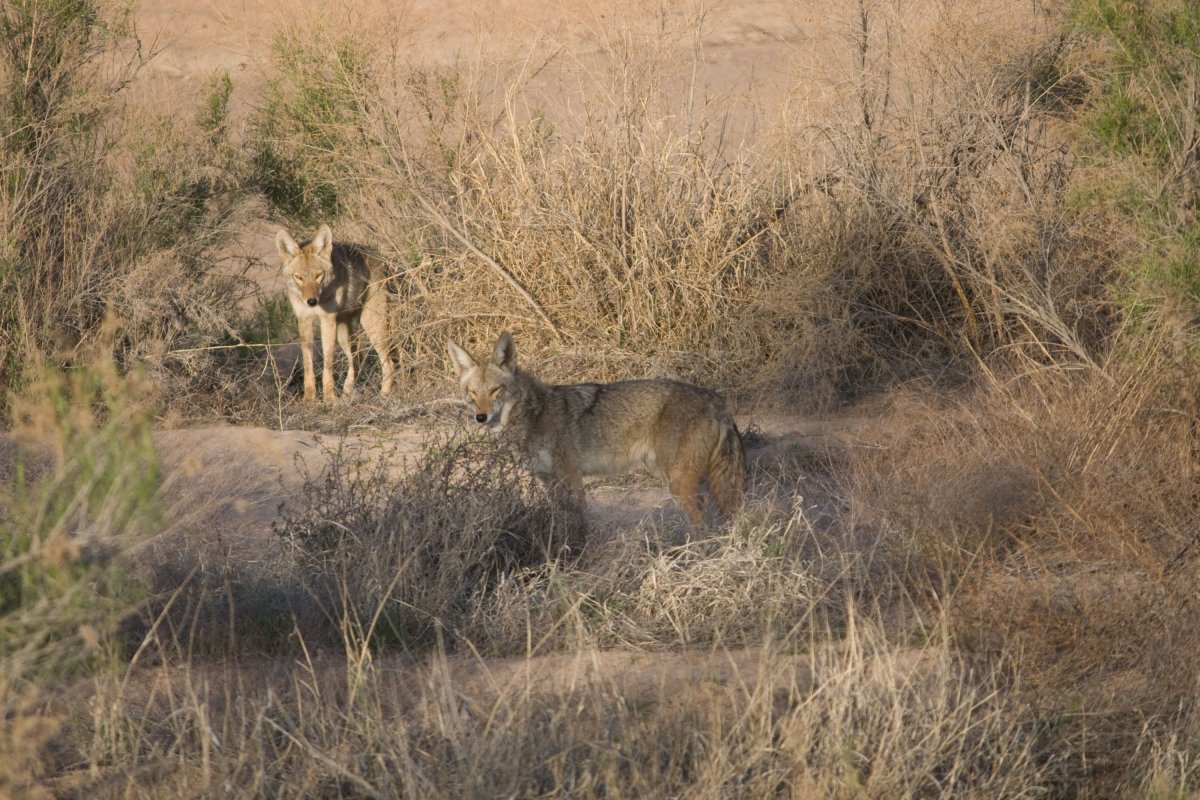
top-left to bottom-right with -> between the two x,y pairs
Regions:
492,331 -> 516,370
447,339 -> 477,377
311,224 -> 334,259
275,229 -> 300,259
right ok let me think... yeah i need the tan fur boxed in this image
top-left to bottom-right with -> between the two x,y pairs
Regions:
276,225 -> 396,402
447,331 -> 745,526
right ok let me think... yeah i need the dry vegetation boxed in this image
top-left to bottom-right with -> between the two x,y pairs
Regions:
3,0 -> 1200,797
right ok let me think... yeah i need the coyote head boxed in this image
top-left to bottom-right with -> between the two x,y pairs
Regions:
276,225 -> 334,307
447,331 -> 518,429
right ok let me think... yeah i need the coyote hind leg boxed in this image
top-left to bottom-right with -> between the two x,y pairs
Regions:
666,467 -> 705,528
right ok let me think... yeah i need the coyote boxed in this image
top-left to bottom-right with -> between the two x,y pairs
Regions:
447,331 -> 745,526
276,224 -> 395,402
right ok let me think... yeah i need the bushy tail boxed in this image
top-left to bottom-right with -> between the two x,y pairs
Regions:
708,417 -> 746,518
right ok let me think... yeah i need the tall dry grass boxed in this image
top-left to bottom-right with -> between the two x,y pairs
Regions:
274,431 -> 586,651
243,0 -> 1114,410
15,409 -> 1063,797
847,337 -> 1200,793
66,609 -> 1059,799
0,0 -> 251,418
32,413 -> 1058,796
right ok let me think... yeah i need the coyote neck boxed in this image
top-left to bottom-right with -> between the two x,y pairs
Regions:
503,368 -> 549,440
482,369 -> 549,450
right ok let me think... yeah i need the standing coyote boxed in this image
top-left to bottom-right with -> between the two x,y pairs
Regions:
276,224 -> 396,402
447,331 -> 745,526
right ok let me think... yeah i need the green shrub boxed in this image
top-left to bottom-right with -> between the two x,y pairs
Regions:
249,27 -> 379,225
1,351 -> 158,794
0,0 -> 249,415
1073,0 -> 1200,344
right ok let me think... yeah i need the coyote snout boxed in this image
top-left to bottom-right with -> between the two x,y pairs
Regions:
276,224 -> 397,402
447,331 -> 745,527
292,269 -> 324,307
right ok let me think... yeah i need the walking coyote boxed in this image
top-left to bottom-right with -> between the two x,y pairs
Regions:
276,225 -> 395,401
447,331 -> 745,525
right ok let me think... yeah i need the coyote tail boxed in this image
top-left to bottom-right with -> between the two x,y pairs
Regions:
708,419 -> 746,517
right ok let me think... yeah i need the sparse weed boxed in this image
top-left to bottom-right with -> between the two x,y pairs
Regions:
273,431 -> 586,650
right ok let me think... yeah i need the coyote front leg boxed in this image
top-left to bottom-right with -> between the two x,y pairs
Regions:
336,318 -> 357,397
299,317 -> 317,402
320,314 -> 339,402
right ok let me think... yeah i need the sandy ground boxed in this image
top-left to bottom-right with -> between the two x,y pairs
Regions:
149,409 -> 868,564
132,0 -> 829,103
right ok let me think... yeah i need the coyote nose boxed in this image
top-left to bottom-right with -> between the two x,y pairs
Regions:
475,413 -> 488,424
306,298 -> 318,307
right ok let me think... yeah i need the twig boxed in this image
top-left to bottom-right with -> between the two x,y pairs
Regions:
413,192 -> 563,341
262,718 -> 383,799
386,396 -> 463,421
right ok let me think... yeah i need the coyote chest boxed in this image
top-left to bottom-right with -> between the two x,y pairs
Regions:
526,445 -> 556,475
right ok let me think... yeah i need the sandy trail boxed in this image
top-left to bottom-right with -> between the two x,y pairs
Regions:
132,0 -> 827,102
149,410 -> 867,563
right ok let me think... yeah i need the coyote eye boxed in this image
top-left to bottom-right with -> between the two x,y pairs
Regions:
293,274 -> 304,283
490,386 -> 503,397
314,272 -> 324,281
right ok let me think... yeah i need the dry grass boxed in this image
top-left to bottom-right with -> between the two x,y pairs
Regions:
56,612 -> 1057,799
273,430 -> 587,650
0,1 -> 253,417
234,0 -> 1111,414
18,407 -> 1066,797
848,338 -> 1200,794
